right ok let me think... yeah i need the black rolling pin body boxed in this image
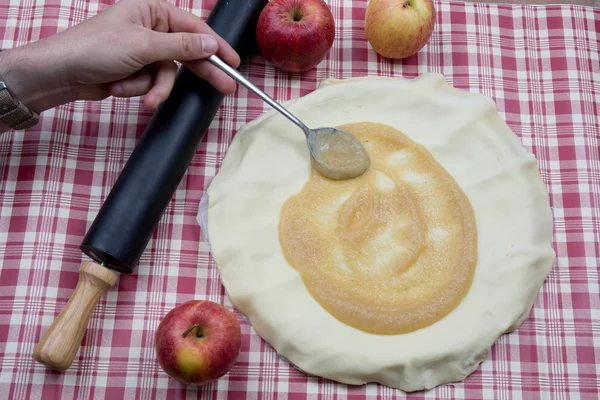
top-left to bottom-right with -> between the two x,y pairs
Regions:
80,0 -> 268,274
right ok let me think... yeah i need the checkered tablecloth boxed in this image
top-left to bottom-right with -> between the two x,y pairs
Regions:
1,0 -> 599,398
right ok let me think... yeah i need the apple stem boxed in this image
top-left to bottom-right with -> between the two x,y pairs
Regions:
182,324 -> 201,338
403,1 -> 410,7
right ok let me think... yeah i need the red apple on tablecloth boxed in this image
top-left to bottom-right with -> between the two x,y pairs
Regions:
256,0 -> 335,73
365,0 -> 435,59
155,300 -> 241,386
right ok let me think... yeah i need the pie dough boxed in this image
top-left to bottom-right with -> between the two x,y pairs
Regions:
201,74 -> 555,392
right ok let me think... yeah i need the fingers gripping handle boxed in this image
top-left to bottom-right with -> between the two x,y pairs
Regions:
34,261 -> 118,371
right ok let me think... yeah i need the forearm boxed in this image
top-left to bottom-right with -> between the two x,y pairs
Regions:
0,40 -> 79,133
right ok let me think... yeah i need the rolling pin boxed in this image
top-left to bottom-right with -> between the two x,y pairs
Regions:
34,0 -> 268,371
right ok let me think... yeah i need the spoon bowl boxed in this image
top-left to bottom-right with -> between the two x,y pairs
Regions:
307,127 -> 370,180
208,55 -> 370,180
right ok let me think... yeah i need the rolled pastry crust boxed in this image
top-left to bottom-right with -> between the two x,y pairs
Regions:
205,74 -> 555,392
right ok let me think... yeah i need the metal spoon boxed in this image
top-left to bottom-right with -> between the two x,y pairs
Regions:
207,55 -> 370,180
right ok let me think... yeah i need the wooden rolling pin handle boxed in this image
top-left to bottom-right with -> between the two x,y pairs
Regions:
34,261 -> 118,371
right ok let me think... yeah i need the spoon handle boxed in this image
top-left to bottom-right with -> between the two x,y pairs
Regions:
208,54 -> 310,135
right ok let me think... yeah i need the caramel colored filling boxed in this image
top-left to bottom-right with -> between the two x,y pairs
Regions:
279,122 -> 477,335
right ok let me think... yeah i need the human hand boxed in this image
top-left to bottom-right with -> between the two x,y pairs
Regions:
0,0 -> 240,114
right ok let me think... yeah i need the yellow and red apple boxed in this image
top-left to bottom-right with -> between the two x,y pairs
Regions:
155,300 -> 241,386
256,0 -> 335,73
365,0 -> 436,59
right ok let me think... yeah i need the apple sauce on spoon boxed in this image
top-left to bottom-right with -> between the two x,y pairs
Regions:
308,127 -> 370,180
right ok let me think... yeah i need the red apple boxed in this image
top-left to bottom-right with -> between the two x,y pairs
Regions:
365,0 -> 435,59
155,300 -> 241,386
256,0 -> 335,73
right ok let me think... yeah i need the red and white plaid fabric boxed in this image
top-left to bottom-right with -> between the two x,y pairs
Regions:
1,0 -> 599,398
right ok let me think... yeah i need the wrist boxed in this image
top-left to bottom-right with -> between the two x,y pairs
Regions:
0,41 -> 78,117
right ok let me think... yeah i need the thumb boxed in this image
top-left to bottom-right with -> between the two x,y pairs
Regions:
140,31 -> 219,63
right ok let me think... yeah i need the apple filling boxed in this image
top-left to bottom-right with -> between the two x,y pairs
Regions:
279,122 -> 477,335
